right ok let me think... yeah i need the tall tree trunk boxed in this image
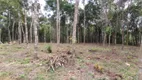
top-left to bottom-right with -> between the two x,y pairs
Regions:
44,28 -> 46,43
0,29 -> 1,43
30,19 -> 33,43
126,28 -> 129,45
115,7 -> 119,45
33,19 -> 38,59
83,27 -> 86,43
21,24 -> 26,43
83,0 -> 86,43
103,32 -> 106,46
96,27 -> 99,44
12,21 -> 15,41
141,35 -> 142,51
121,8 -> 124,50
50,26 -> 52,43
24,10 -> 28,44
8,22 -> 11,43
77,27 -> 79,43
122,27 -> 124,50
18,20 -> 22,44
8,11 -> 11,43
109,33 -> 111,46
66,26 -> 69,43
72,0 -> 79,44
139,31 -> 141,46
114,31 -> 117,44
56,0 -> 60,44
33,1 -> 39,59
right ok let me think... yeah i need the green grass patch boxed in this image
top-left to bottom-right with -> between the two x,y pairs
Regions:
0,72 -> 11,77
89,47 -> 110,52
35,74 -> 45,80
45,45 -> 52,53
17,74 -> 28,80
18,58 -> 31,64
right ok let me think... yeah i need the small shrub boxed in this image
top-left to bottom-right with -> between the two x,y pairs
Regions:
46,45 -> 52,53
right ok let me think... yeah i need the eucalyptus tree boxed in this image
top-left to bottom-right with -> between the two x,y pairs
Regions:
0,28 -> 2,43
45,0 -> 74,43
45,0 -> 59,43
56,0 -> 60,44
83,0 -> 86,43
22,0 -> 29,44
72,0 -> 79,44
80,0 -> 100,43
97,0 -> 111,46
31,0 -> 40,59
127,0 -> 142,46
39,16 -> 51,42
116,0 -> 128,49
0,0 -> 22,43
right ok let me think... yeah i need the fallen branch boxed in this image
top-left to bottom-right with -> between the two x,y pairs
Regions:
46,50 -> 75,71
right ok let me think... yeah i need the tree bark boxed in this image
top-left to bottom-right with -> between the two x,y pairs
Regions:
83,27 -> 86,43
114,31 -> 117,45
83,0 -> 86,43
126,28 -> 129,45
140,35 -> 142,51
44,28 -> 46,43
103,32 -> 106,46
24,10 -> 28,44
8,10 -> 11,43
122,27 -> 124,50
0,29 -> 1,43
30,19 -> 33,43
33,19 -> 38,59
109,33 -> 111,46
32,1 -> 39,59
50,25 -> 52,43
139,31 -> 141,46
72,0 -> 79,44
66,26 -> 69,43
18,20 -> 22,44
21,24 -> 26,43
77,27 -> 79,43
56,0 -> 60,44
12,21 -> 15,41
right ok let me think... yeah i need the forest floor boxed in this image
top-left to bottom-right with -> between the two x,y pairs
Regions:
0,43 -> 140,80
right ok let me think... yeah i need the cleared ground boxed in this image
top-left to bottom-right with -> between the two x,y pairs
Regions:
0,43 -> 140,80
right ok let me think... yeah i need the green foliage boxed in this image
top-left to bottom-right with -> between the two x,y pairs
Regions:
70,77 -> 76,80
35,75 -> 45,80
89,47 -> 110,52
0,72 -> 11,77
18,74 -> 28,80
46,45 -> 52,53
105,26 -> 112,35
19,58 -> 30,64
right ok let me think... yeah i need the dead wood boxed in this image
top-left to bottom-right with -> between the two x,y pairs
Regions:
46,50 -> 75,71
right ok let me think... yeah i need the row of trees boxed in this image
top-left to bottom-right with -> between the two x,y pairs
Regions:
0,0 -> 142,48
45,0 -> 142,47
0,0 -> 40,58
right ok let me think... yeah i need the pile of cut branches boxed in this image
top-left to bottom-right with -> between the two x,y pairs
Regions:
46,50 -> 75,71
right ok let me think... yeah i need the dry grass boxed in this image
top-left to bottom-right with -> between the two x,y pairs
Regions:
0,43 -> 140,80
